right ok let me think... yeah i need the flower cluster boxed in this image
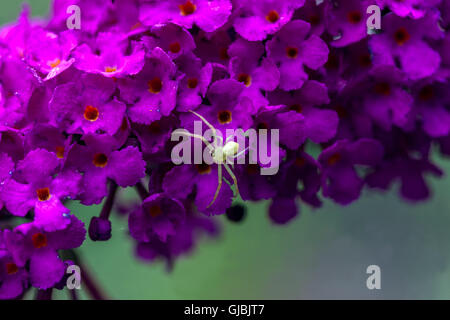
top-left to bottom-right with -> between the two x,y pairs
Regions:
0,0 -> 450,299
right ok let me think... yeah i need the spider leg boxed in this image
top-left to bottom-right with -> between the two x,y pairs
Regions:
178,131 -> 214,153
189,110 -> 219,147
232,146 -> 249,159
207,164 -> 222,208
224,163 -> 240,198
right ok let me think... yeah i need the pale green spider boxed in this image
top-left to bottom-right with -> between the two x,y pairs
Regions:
178,110 -> 249,208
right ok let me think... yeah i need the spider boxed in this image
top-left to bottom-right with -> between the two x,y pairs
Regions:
178,110 -> 250,208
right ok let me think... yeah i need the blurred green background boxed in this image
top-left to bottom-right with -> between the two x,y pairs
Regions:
4,1 -> 450,300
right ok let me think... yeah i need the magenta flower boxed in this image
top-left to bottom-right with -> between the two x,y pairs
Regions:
119,47 -> 179,125
49,74 -> 126,136
1,149 -> 81,232
266,20 -> 329,90
66,134 -> 146,205
139,0 -> 232,32
4,216 -> 85,290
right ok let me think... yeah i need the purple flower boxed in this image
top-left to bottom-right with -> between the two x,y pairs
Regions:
229,38 -> 280,109
66,134 -> 146,205
144,23 -> 196,60
233,0 -> 305,41
325,0 -> 370,47
266,20 -> 329,90
267,80 -> 339,145
180,79 -> 254,132
133,116 -> 178,160
175,52 -> 213,112
358,65 -> 414,131
119,47 -> 178,125
376,0 -> 442,19
72,33 -> 145,78
0,233 -> 28,299
319,139 -> 384,205
49,74 -> 126,136
0,56 -> 37,127
129,193 -> 186,242
367,155 -> 443,201
48,0 -> 112,34
1,149 -> 81,232
24,28 -> 77,80
4,216 -> 85,290
0,153 -> 14,211
135,206 -> 219,270
234,164 -> 276,201
412,79 -> 450,137
139,0 -> 232,32
369,12 -> 443,80
163,164 -> 233,215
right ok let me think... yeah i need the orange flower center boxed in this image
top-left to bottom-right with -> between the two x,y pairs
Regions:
32,232 -> 48,249
266,10 -> 280,23
257,122 -> 269,130
48,58 -> 61,68
6,262 -> 19,275
237,73 -> 252,87
105,66 -> 117,73
419,85 -> 434,101
309,14 -> 321,26
286,46 -> 299,59
148,77 -> 163,94
55,146 -> 65,159
84,105 -> 99,122
327,153 -> 342,166
196,163 -> 212,175
219,47 -> 229,60
169,41 -> 181,54
394,27 -> 410,45
289,104 -> 303,113
325,53 -> 339,70
358,53 -> 372,67
36,187 -> 51,202
148,204 -> 162,218
347,11 -> 362,24
93,153 -> 108,168
149,121 -> 162,134
187,78 -> 199,89
218,110 -> 232,124
374,82 -> 391,96
246,164 -> 260,175
295,157 -> 307,167
179,0 -> 196,16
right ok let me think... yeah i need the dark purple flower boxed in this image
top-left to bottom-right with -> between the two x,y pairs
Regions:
376,0 -> 442,19
1,149 -> 81,231
139,0 -> 232,32
175,52 -> 212,112
129,193 -> 186,242
228,38 -> 280,109
369,12 -> 443,80
0,232 -> 28,299
4,216 -> 85,290
66,134 -> 146,205
119,47 -> 179,125
49,74 -> 126,136
233,0 -> 305,41
266,20 -> 329,90
73,33 -> 145,78
0,153 -> 14,211
163,164 -> 233,215
319,139 -> 384,205
144,23 -> 196,60
325,0 -> 370,47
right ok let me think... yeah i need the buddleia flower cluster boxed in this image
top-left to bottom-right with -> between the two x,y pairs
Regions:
1,0 -> 450,299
